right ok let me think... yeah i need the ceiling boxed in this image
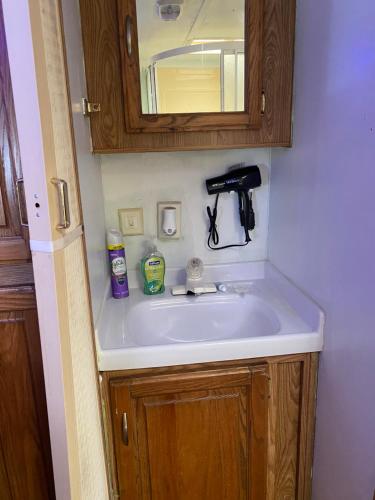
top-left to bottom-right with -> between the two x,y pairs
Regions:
136,0 -> 244,66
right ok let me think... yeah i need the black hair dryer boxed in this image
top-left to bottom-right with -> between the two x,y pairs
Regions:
205,165 -> 262,249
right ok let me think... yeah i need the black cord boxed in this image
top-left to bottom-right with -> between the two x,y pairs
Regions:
206,193 -> 251,250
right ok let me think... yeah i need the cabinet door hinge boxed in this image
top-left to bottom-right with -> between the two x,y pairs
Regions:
261,91 -> 266,115
82,97 -> 101,116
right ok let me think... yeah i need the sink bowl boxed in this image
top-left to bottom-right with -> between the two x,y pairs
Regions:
97,261 -> 324,370
125,294 -> 281,346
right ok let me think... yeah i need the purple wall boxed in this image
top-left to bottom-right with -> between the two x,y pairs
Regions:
268,1 -> 375,499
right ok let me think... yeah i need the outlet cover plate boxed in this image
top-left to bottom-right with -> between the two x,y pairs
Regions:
119,208 -> 144,236
157,201 -> 181,240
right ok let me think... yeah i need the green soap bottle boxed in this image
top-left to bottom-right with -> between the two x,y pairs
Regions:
141,245 -> 165,295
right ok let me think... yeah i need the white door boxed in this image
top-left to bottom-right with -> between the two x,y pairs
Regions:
3,1 -> 109,499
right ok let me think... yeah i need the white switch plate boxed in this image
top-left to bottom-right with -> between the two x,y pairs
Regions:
118,208 -> 144,236
157,201 -> 181,240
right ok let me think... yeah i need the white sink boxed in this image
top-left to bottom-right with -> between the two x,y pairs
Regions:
96,261 -> 324,370
126,294 -> 281,346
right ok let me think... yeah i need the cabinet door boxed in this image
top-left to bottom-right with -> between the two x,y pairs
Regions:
79,0 -> 295,152
0,288 -> 55,499
0,2 -> 29,262
110,366 -> 269,500
116,0 -> 264,133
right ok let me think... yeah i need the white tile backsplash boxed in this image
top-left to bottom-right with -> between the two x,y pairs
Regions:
101,149 -> 271,270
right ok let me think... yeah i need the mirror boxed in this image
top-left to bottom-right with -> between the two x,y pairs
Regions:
136,0 -> 245,115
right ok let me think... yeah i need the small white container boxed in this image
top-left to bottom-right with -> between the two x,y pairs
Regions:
162,206 -> 177,236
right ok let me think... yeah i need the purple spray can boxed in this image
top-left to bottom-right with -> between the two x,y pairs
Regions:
107,229 -> 129,299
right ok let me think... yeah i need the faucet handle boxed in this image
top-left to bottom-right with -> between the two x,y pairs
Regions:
186,258 -> 203,281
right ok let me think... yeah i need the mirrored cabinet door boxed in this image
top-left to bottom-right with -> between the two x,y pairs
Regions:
117,0 -> 264,132
79,0 -> 295,152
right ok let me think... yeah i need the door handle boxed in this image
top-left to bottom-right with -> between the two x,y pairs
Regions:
15,178 -> 28,227
51,178 -> 71,230
122,412 -> 129,446
125,15 -> 132,57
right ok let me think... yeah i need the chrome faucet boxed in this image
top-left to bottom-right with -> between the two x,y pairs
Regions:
171,258 -> 217,296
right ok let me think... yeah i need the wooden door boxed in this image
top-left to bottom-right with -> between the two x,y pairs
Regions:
0,1 -> 29,262
0,287 -> 55,499
110,366 -> 269,500
3,0 -> 110,497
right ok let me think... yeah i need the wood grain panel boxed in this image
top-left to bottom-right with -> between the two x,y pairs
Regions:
0,1 -> 30,259
0,262 -> 34,287
250,369 -> 270,500
140,388 -> 248,500
79,0 -> 126,150
110,382 -> 141,499
297,353 -> 319,500
0,444 -> 12,499
79,0 -> 296,152
128,366 -> 253,397
267,361 -> 302,500
0,237 -> 30,262
0,285 -> 36,311
0,306 -> 55,499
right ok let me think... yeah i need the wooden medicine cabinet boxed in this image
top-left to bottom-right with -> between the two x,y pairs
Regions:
79,0 -> 296,153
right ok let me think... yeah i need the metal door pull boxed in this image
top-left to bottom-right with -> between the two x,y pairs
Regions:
122,412 -> 129,446
126,15 -> 132,56
51,178 -> 71,230
15,178 -> 28,227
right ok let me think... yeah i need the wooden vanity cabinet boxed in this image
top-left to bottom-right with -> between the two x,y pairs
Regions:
79,0 -> 296,153
103,353 -> 318,500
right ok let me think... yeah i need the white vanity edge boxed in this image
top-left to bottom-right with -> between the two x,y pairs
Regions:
94,260 -> 324,371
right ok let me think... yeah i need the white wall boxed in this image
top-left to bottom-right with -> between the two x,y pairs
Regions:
268,1 -> 375,499
101,148 -> 270,271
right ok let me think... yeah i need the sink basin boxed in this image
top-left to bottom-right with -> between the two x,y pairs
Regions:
125,294 -> 281,346
97,261 -> 324,370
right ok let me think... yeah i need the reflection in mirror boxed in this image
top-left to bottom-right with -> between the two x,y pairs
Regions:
136,0 -> 245,114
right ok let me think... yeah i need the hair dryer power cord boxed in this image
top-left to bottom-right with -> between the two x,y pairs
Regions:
206,194 -> 251,250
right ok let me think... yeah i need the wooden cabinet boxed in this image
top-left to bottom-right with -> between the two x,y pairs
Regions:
79,0 -> 296,153
0,286 -> 55,499
0,2 -> 29,262
103,353 -> 318,500
0,3 -> 55,497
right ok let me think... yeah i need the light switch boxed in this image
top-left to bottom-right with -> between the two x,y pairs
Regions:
118,208 -> 144,236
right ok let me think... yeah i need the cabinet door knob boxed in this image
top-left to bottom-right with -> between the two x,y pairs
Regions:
122,412 -> 129,446
51,178 -> 71,230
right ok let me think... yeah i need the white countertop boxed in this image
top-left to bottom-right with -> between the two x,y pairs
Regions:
95,261 -> 324,371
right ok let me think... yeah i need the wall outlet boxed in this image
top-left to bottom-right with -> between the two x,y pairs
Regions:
157,201 -> 181,240
118,208 -> 144,236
